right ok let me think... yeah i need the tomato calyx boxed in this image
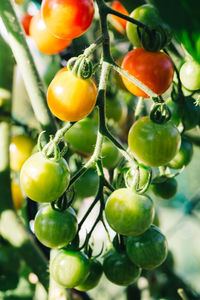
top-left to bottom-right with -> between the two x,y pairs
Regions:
124,165 -> 152,194
112,234 -> 126,253
67,55 -> 93,80
51,188 -> 75,212
150,102 -> 172,124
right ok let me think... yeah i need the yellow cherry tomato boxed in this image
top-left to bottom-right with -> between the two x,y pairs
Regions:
11,182 -> 25,210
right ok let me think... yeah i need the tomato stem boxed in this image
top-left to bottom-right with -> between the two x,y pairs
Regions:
178,289 -> 189,300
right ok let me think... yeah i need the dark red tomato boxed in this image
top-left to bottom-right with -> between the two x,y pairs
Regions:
126,225 -> 168,269
103,249 -> 141,286
121,48 -> 174,98
21,13 -> 33,35
110,1 -> 129,34
151,178 -> 178,200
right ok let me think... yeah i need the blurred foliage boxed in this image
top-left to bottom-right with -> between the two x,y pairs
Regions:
0,35 -> 15,90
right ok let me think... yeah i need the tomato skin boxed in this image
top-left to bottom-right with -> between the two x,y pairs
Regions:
34,205 -> 77,248
110,1 -> 129,34
105,188 -> 154,236
106,97 -> 127,124
50,250 -> 90,288
151,178 -> 177,200
47,71 -> 97,122
65,118 -> 97,155
30,11 -> 71,55
126,225 -> 168,270
42,0 -> 95,40
180,61 -> 200,91
21,13 -> 33,36
103,249 -> 141,286
75,259 -> 103,291
102,139 -> 121,169
74,168 -> 99,199
168,138 -> 193,169
121,48 -> 174,98
20,152 -> 70,203
128,117 -> 181,167
11,182 -> 25,210
10,134 -> 35,171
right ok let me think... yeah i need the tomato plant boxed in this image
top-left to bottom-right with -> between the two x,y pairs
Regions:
180,60 -> 200,91
20,152 -> 70,203
42,0 -> 95,40
151,178 -> 178,199
126,225 -> 168,269
121,48 -> 174,98
47,70 -> 97,121
105,188 -> 154,236
168,137 -> 193,169
110,1 -> 129,34
128,116 -> 181,167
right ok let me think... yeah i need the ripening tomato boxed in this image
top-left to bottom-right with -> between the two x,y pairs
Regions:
30,11 -> 71,55
110,1 -> 129,34
11,182 -> 25,210
128,117 -> 181,167
21,13 -> 33,36
20,152 -> 70,203
47,70 -> 97,121
121,48 -> 174,98
105,188 -> 154,236
180,61 -> 200,91
126,225 -> 168,269
10,134 -> 35,171
42,0 -> 95,40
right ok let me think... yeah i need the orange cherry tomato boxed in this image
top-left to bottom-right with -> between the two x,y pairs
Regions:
30,11 -> 71,55
41,0 -> 95,40
11,182 -> 25,210
21,13 -> 33,36
47,70 -> 97,121
110,1 -> 129,34
121,48 -> 174,98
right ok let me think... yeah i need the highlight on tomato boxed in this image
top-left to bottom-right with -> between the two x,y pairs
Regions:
41,0 -> 95,40
110,1 -> 129,34
121,48 -> 174,98
47,70 -> 97,122
30,11 -> 71,55
21,13 -> 33,36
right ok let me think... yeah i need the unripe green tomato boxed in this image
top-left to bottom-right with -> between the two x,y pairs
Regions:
151,178 -> 177,200
126,225 -> 168,269
126,4 -> 161,47
74,168 -> 99,199
180,61 -> 200,91
50,250 -> 90,288
75,259 -> 103,291
65,118 -> 97,156
168,138 -> 193,169
103,249 -> 141,286
105,188 -> 154,236
128,117 -> 181,167
20,152 -> 70,203
165,98 -> 182,127
102,139 -> 121,169
34,205 -> 78,248
106,97 -> 127,124
182,97 -> 200,130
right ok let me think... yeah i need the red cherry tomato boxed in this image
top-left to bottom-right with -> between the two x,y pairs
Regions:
121,48 -> 174,98
30,11 -> 71,55
110,1 -> 129,34
42,0 -> 95,40
21,13 -> 33,36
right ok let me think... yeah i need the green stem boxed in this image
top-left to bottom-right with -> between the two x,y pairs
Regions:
178,289 -> 189,300
0,0 -> 57,135
135,97 -> 144,121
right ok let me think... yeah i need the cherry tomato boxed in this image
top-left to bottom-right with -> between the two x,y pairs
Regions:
110,1 -> 129,34
105,188 -> 154,236
126,225 -> 168,269
30,11 -> 71,55
151,178 -> 178,200
50,249 -> 90,288
74,168 -> 99,199
168,138 -> 193,169
75,258 -> 103,291
103,249 -> 141,286
47,70 -> 97,122
21,13 -> 33,36
182,97 -> 200,130
121,48 -> 174,98
106,97 -> 127,124
11,182 -> 25,210
65,118 -> 97,156
20,152 -> 70,203
180,61 -> 200,91
10,134 -> 35,171
128,117 -> 181,167
113,55 -> 128,91
42,0 -> 95,40
102,139 -> 121,169
34,205 -> 77,248
166,98 -> 182,127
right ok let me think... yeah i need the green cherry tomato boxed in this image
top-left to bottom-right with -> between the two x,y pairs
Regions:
105,188 -> 154,236
106,97 -> 127,124
34,205 -> 77,248
165,98 -> 182,127
102,139 -> 121,169
180,61 -> 200,91
65,118 -> 97,156
128,116 -> 181,167
168,138 -> 193,169
20,152 -> 70,203
103,249 -> 141,286
75,259 -> 103,291
151,178 -> 178,200
126,224 -> 168,269
50,250 -> 90,288
74,168 -> 99,199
